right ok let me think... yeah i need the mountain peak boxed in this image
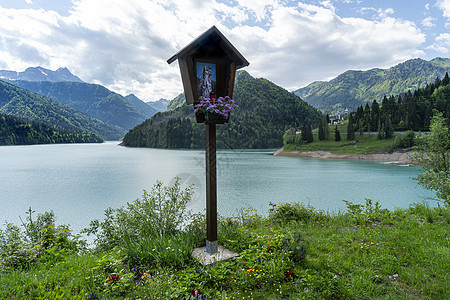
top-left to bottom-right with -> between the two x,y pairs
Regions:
0,66 -> 83,83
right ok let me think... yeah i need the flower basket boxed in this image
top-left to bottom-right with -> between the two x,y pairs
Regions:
194,96 -> 237,125
204,112 -> 229,124
195,112 -> 206,123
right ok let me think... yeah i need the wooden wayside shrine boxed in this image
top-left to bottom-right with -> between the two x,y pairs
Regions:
167,26 -> 249,263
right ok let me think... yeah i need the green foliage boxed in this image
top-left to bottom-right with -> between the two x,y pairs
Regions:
352,73 -> 450,136
293,58 -> 450,112
281,230 -> 309,263
0,80 -> 125,140
82,178 -> 194,250
412,111 -> 450,205
391,130 -> 416,150
0,113 -> 103,145
0,209 -> 84,272
123,231 -> 198,269
1,201 -> 449,299
122,71 -> 323,149
268,202 -> 327,225
342,198 -> 391,224
8,80 -> 156,131
334,126 -> 341,141
347,113 -> 355,140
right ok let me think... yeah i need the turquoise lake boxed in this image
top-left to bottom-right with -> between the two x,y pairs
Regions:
0,142 -> 434,234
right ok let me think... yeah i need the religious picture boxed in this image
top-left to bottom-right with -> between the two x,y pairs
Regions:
196,62 -> 217,99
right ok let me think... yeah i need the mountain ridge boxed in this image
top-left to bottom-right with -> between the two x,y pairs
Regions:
0,80 -> 125,140
293,57 -> 450,112
122,71 -> 322,149
0,66 -> 83,83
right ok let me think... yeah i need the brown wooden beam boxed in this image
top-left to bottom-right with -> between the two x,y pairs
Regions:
205,123 -> 218,254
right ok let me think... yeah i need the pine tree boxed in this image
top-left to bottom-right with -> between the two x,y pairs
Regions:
307,125 -> 313,143
335,126 -> 341,141
347,113 -> 355,141
318,119 -> 325,140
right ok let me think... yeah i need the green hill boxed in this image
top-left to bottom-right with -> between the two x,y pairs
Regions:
0,80 -> 125,140
0,113 -> 103,145
122,71 -> 322,149
294,57 -> 450,112
5,81 -> 156,130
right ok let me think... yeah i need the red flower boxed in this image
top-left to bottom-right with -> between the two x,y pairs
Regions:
191,288 -> 201,298
108,274 -> 119,282
284,269 -> 297,281
267,246 -> 274,252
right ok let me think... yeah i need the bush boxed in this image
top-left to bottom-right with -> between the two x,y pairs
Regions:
391,130 -> 416,149
0,209 -> 83,271
123,231 -> 198,269
268,202 -> 327,225
281,230 -> 309,263
83,178 -> 194,250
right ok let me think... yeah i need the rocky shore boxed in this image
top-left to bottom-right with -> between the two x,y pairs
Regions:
273,148 -> 416,166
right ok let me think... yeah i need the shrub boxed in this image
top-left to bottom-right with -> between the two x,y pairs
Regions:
123,231 -> 198,269
83,178 -> 194,250
280,230 -> 309,263
391,130 -> 416,149
268,202 -> 327,224
0,209 -> 83,271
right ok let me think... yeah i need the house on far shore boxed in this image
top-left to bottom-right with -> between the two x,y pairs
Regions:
328,108 -> 349,125
328,117 -> 344,125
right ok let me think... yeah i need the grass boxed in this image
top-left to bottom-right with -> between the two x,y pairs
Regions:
285,133 -> 397,155
1,201 -> 449,299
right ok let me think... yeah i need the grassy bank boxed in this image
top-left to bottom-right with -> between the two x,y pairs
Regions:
284,133 -> 404,155
1,197 -> 449,299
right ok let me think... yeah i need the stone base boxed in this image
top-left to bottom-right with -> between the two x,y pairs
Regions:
192,244 -> 239,265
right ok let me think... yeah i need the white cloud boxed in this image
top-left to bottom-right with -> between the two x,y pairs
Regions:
437,0 -> 450,19
0,0 -> 427,100
427,33 -> 450,54
422,16 -> 436,28
25,0 -> 33,4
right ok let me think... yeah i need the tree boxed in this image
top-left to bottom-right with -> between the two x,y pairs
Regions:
411,111 -> 450,205
334,126 -> 341,141
318,119 -> 325,140
347,113 -> 355,141
307,125 -> 313,143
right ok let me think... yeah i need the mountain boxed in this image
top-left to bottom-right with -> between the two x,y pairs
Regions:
293,57 -> 450,112
122,71 -> 322,149
5,80 -> 154,130
165,94 -> 185,111
0,80 -> 125,140
125,94 -> 158,117
0,113 -> 103,145
147,98 -> 170,112
0,66 -> 83,83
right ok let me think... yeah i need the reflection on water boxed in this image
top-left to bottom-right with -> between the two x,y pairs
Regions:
0,142 -> 433,233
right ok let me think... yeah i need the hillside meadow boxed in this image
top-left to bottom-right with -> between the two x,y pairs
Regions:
0,179 -> 448,299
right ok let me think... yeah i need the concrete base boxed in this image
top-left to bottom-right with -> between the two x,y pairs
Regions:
192,244 -> 239,265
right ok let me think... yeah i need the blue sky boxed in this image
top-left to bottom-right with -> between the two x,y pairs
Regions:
0,0 -> 449,101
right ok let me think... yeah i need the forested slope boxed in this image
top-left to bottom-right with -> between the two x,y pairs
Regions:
122,71 -> 322,149
0,113 -> 103,145
0,80 -> 125,140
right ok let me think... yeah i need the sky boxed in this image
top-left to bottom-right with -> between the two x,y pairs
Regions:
0,0 -> 449,102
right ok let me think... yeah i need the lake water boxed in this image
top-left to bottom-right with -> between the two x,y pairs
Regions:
0,142 -> 434,234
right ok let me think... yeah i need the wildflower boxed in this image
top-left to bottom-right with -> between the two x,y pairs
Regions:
108,274 -> 119,282
194,269 -> 201,274
267,246 -> 274,252
88,292 -> 99,300
190,288 -> 201,299
246,268 -> 254,274
284,269 -> 297,281
255,257 -> 261,263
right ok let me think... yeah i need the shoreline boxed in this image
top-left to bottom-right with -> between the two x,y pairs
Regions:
273,148 -> 416,166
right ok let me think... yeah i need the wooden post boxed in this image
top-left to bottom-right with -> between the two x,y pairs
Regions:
205,123 -> 218,254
